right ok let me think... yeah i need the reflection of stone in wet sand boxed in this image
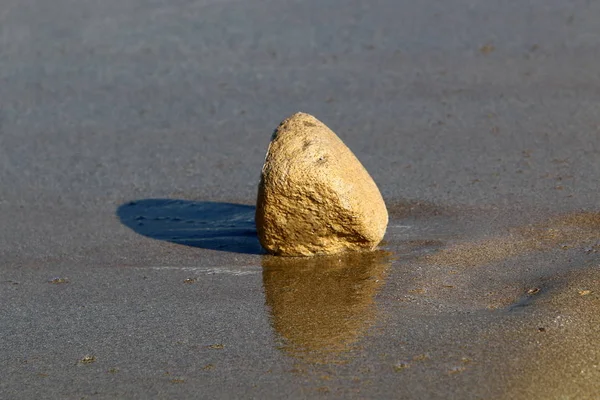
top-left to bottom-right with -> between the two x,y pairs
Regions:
426,212 -> 600,267
262,251 -> 391,364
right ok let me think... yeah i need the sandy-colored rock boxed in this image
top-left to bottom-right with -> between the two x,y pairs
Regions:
255,112 -> 388,256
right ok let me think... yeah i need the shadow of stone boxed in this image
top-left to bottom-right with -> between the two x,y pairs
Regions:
116,199 -> 263,255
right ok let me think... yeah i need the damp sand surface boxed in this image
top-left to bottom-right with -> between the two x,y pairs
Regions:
260,203 -> 600,398
6,202 -> 600,399
3,0 -> 600,398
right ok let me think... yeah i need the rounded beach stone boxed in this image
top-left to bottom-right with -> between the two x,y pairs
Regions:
255,112 -> 388,256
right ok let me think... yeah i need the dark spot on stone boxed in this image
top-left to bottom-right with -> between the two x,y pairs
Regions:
303,121 -> 317,127
303,140 -> 312,150
316,155 -> 328,165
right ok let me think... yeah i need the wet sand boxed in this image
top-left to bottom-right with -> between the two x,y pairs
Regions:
2,0 -> 600,398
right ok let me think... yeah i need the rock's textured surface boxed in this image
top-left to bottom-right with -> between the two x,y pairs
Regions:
255,112 -> 388,256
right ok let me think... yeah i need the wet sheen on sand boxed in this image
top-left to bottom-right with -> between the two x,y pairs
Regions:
3,0 -> 600,397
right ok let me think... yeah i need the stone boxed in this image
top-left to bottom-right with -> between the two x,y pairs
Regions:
255,112 -> 388,256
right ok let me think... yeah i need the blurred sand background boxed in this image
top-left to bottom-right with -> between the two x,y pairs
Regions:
2,0 -> 600,398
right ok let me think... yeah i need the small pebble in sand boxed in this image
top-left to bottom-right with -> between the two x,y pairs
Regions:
579,290 -> 592,296
412,353 -> 430,361
79,355 -> 96,364
527,287 -> 541,295
448,366 -> 466,375
480,44 -> 495,55
394,362 -> 410,372
256,112 -> 388,256
48,277 -> 69,284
